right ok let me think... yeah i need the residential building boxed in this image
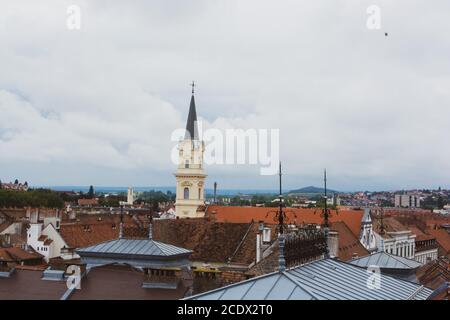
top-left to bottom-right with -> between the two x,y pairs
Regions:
395,194 -> 421,208
27,222 -> 72,262
363,216 -> 416,260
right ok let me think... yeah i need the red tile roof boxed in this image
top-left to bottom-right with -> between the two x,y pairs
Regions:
60,214 -> 136,248
153,219 -> 262,265
0,247 -> 43,262
416,257 -> 450,290
426,229 -> 450,254
77,198 -> 99,206
206,205 -> 364,237
330,221 -> 369,261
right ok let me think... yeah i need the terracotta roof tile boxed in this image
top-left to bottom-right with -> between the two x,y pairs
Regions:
0,247 -> 43,262
330,221 -> 369,261
426,229 -> 450,254
60,214 -> 136,248
153,219 -> 262,265
206,205 -> 364,237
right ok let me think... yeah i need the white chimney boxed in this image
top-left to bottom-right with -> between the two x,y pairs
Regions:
327,231 -> 339,259
256,234 -> 262,263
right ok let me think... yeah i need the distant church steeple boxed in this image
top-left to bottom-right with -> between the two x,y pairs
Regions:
185,82 -> 198,140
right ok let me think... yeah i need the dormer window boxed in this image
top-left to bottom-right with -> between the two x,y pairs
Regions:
262,228 -> 271,243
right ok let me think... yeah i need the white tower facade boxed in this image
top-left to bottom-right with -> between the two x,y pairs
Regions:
359,208 -> 378,252
127,187 -> 134,205
174,88 -> 207,218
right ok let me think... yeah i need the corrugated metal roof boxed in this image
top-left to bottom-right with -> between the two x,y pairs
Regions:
187,258 -> 433,300
350,252 -> 422,270
76,238 -> 192,257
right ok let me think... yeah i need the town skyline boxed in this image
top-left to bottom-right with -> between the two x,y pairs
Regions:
2,1 -> 450,191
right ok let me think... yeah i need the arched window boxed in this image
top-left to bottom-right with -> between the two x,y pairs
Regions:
184,187 -> 189,199
185,160 -> 189,168
198,188 -> 201,199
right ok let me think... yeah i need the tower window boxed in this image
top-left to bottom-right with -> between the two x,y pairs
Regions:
185,160 -> 189,168
198,188 -> 201,199
184,187 -> 189,199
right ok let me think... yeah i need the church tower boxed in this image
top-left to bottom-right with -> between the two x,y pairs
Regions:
359,208 -> 378,252
174,84 -> 207,218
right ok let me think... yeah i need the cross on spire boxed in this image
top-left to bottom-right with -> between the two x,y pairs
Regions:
191,81 -> 195,94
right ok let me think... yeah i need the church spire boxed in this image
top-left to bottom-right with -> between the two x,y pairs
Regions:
185,81 -> 198,140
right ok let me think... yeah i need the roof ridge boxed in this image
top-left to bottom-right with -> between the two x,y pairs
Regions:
385,252 -> 417,268
183,270 -> 284,300
282,270 -> 320,300
151,240 -> 175,256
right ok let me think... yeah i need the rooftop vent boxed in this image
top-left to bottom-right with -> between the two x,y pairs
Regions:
0,268 -> 15,278
42,268 -> 65,281
142,280 -> 179,290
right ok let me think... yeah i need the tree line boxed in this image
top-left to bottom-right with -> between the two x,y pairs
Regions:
0,189 -> 64,208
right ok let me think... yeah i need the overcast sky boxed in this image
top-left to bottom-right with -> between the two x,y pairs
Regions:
1,1 -> 449,191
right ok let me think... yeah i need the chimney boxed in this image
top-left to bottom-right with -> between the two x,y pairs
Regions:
327,231 -> 339,259
256,234 -> 261,263
119,206 -> 124,239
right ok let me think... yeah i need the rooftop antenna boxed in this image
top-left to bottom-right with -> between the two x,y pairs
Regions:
278,162 -> 286,271
373,207 -> 386,236
265,162 -> 296,271
119,205 -> 124,239
148,213 -> 153,240
322,169 -> 330,258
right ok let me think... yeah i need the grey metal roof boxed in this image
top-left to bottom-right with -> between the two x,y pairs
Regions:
76,238 -> 192,257
187,258 -> 433,300
350,252 -> 422,270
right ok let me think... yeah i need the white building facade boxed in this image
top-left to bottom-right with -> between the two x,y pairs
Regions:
27,222 -> 69,262
394,194 -> 421,208
359,209 -> 378,253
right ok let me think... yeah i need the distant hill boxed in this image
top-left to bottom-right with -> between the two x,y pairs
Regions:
288,186 -> 338,194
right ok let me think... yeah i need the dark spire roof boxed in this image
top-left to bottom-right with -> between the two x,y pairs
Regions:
185,94 -> 198,140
